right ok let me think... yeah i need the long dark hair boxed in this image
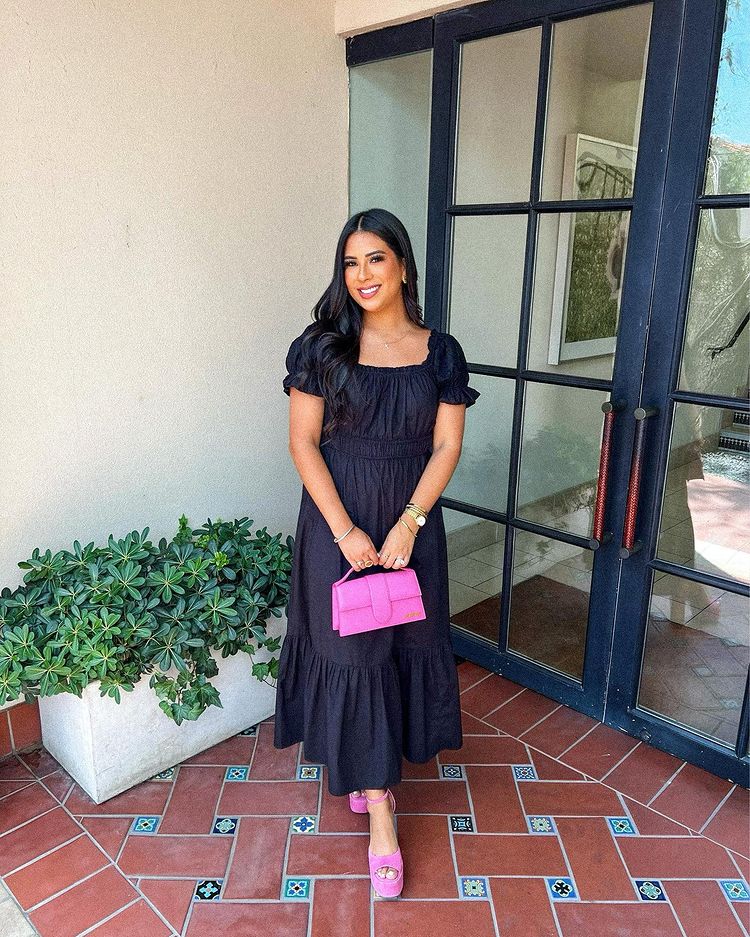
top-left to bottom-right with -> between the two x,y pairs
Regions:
293,208 -> 427,440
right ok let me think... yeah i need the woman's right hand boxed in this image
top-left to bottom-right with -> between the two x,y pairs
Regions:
337,526 -> 381,570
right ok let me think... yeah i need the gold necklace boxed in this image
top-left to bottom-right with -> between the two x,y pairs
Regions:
363,328 -> 413,349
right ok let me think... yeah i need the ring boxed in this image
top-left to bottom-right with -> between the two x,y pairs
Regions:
364,560 -> 373,567
357,559 -> 364,566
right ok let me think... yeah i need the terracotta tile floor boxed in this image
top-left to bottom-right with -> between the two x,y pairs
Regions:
1,661 -> 748,937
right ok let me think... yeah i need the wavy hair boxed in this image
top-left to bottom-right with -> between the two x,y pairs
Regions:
294,208 -> 427,441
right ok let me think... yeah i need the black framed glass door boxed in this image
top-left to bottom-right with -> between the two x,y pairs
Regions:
424,0 -> 749,783
606,0 -> 749,785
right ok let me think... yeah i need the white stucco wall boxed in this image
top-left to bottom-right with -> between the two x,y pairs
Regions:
335,0 -> 486,36
1,0 -> 347,587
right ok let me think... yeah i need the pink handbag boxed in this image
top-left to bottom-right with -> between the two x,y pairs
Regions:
332,564 -> 426,636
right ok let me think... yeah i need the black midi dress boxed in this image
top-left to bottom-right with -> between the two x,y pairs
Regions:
273,324 -> 481,796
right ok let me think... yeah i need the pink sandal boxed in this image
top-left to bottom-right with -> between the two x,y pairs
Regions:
348,790 -> 368,813
365,788 -> 403,898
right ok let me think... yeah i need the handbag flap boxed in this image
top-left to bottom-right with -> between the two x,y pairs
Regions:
386,568 -> 422,600
334,568 -> 421,613
367,574 -> 391,623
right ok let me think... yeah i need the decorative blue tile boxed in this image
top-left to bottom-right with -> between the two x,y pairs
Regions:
441,764 -> 465,780
635,879 -> 667,901
284,878 -> 311,900
297,765 -> 321,780
131,816 -> 160,834
720,880 -> 750,901
194,879 -> 223,901
239,725 -> 258,736
607,816 -> 637,836
513,765 -> 538,780
450,815 -> 474,833
459,876 -> 489,898
291,815 -> 317,834
225,766 -> 249,781
527,815 -> 557,835
546,877 -> 578,900
151,767 -> 175,781
212,817 -> 238,835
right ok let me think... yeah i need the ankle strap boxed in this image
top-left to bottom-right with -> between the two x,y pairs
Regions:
365,789 -> 390,804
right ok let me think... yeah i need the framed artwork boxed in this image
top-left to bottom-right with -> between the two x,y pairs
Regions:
548,133 -> 636,365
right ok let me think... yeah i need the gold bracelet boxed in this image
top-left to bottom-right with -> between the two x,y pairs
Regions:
398,517 -> 418,537
406,501 -> 428,516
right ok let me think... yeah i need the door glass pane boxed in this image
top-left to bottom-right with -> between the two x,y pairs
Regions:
541,4 -> 652,201
507,529 -> 593,681
454,27 -> 541,204
517,384 -> 610,538
444,374 -> 514,514
449,214 -> 527,369
656,403 -> 750,585
529,210 -> 630,378
445,508 -> 505,646
703,0 -> 750,196
678,207 -> 750,397
349,51 -> 432,286
638,571 -> 749,747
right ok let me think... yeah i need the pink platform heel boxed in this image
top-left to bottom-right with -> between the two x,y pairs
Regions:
365,788 -> 404,898
348,790 -> 368,813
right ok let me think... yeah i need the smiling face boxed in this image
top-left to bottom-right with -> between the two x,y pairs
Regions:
343,231 -> 407,314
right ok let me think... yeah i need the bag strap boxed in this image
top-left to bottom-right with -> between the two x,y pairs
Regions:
332,564 -> 359,586
333,564 -> 413,587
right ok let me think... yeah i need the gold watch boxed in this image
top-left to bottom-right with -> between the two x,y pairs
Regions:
404,503 -> 428,528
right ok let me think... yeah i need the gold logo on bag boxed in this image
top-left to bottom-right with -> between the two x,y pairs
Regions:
403,610 -> 421,617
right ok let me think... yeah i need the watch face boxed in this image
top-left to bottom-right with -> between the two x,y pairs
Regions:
416,515 -> 426,526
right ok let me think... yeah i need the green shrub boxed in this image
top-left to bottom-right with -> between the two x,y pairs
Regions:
0,515 -> 292,724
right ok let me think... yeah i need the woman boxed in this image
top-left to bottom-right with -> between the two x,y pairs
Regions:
273,208 -> 480,898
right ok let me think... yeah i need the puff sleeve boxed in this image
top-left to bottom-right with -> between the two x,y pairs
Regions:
282,326 -> 324,398
434,332 -> 481,407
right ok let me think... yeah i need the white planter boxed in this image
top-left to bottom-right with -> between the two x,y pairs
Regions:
39,616 -> 285,803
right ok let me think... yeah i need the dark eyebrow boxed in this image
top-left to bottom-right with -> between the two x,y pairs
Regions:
343,250 -> 384,259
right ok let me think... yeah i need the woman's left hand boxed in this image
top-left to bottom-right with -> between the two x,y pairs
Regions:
377,517 -> 418,569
